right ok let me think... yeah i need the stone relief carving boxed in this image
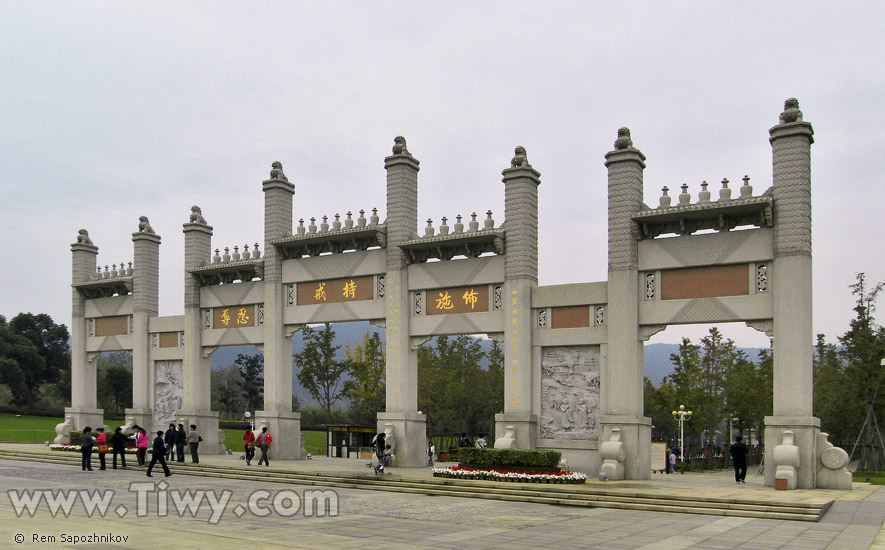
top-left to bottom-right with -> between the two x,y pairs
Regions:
154,360 -> 183,428
540,346 -> 600,440
756,264 -> 768,293
537,309 -> 547,328
594,306 -> 605,326
645,272 -> 656,300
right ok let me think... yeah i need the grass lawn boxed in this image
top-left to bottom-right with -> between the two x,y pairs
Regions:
1,413 -> 328,454
221,428 -> 325,455
853,472 -> 885,485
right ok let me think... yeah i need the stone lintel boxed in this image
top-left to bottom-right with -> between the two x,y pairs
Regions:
769,121 -> 814,144
182,222 -> 213,234
383,154 -> 420,170
764,415 -> 820,428
131,232 -> 161,244
604,148 -> 647,168
262,179 -> 296,194
501,166 -> 541,184
599,414 -> 652,426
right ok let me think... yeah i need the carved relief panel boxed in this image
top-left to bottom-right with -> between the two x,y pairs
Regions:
540,345 -> 600,440
154,360 -> 183,428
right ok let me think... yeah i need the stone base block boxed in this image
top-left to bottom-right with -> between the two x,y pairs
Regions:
377,412 -> 427,468
255,411 -> 303,460
599,415 -> 652,480
122,408 -> 153,432
764,416 -> 820,489
494,413 -> 538,450
176,409 -> 220,455
65,407 -> 105,434
536,439 -> 599,475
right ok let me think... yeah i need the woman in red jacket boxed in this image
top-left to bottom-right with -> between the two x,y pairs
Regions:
94,427 -> 108,470
243,429 -> 256,466
136,428 -> 149,467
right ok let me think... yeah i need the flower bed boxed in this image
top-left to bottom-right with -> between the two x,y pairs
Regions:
432,466 -> 586,484
49,444 -> 138,454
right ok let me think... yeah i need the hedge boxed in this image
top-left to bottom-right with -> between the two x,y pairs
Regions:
457,448 -> 561,469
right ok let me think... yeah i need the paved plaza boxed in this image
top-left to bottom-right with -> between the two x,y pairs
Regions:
1,444 -> 883,549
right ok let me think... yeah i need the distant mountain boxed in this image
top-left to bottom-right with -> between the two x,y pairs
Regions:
209,323 -> 763,404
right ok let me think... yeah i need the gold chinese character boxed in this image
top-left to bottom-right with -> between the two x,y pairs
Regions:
435,291 -> 453,310
314,282 -> 327,301
236,307 -> 250,325
462,289 -> 478,309
220,309 -> 230,326
342,280 -> 357,299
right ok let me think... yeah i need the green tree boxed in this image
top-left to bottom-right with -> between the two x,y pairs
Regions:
0,313 -> 70,407
235,353 -> 264,413
343,331 -> 386,425
96,352 -> 132,414
418,335 -> 488,437
294,325 -> 348,423
839,273 -> 885,470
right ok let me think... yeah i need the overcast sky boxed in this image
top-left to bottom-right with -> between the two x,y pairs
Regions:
1,3 -> 882,349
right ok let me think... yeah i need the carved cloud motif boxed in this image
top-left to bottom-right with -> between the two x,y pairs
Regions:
540,346 -> 600,440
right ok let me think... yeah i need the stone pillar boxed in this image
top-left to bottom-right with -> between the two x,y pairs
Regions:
257,162 -> 301,459
765,98 -> 819,488
601,128 -> 651,480
126,227 -> 160,430
179,211 -> 219,451
67,234 -> 103,431
495,147 -> 539,449
380,136 -> 427,467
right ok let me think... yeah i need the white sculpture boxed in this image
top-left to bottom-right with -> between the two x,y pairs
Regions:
816,432 -> 852,490
53,414 -> 74,444
599,428 -> 627,481
217,429 -> 226,454
382,423 -> 396,466
494,425 -> 517,449
773,430 -> 800,490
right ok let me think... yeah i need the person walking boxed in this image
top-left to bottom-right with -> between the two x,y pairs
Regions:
428,442 -> 435,466
135,428 -> 149,467
669,448 -> 677,474
256,427 -> 272,467
175,424 -> 186,463
146,430 -> 172,477
243,428 -> 256,466
187,424 -> 201,464
79,427 -> 95,471
110,427 -> 128,469
94,427 -> 108,470
730,436 -> 749,483
164,424 -> 177,461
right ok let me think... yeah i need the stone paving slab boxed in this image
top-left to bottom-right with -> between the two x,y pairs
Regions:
1,443 -> 883,549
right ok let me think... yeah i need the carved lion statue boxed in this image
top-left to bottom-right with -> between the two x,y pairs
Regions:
779,98 -> 803,124
270,161 -> 288,182
76,229 -> 93,245
510,146 -> 530,168
189,205 -> 207,224
614,127 -> 633,150
138,216 -> 155,234
392,136 -> 410,156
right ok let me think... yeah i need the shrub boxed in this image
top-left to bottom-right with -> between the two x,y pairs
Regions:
458,448 -> 561,469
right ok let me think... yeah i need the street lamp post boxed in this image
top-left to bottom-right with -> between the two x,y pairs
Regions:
729,416 -> 739,444
672,405 -> 692,474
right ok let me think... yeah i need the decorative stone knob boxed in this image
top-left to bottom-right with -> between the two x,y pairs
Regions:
678,184 -> 691,206
659,186 -> 671,208
345,211 -> 354,229
425,219 -> 435,237
719,178 -> 732,201
469,212 -> 479,232
740,175 -> 753,198
698,181 -> 711,203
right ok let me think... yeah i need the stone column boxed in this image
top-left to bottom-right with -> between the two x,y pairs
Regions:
127,227 -> 160,430
495,147 -> 540,449
601,128 -> 651,480
379,136 -> 427,467
765,98 -> 820,488
179,211 -> 219,451
257,162 -> 301,459
67,234 -> 103,431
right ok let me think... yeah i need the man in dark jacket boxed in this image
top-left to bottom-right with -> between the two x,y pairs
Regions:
147,430 -> 172,477
175,424 -> 186,463
730,436 -> 749,483
164,424 -> 177,461
79,427 -> 95,471
110,427 -> 129,469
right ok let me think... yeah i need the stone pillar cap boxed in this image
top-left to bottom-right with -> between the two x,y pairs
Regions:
132,232 -> 161,243
182,222 -> 213,234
